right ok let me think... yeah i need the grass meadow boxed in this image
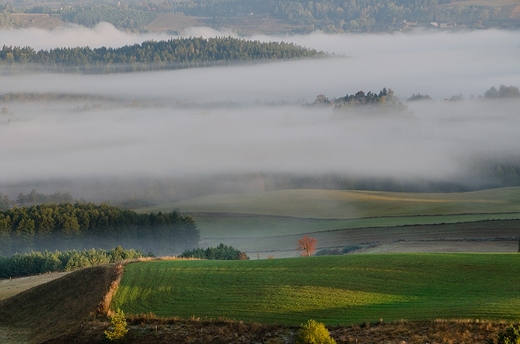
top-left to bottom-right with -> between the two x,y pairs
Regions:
138,187 -> 520,219
136,187 -> 520,255
111,254 -> 520,325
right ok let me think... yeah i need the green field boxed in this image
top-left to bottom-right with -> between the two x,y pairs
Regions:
136,188 -> 520,255
137,187 -> 520,219
112,254 -> 520,325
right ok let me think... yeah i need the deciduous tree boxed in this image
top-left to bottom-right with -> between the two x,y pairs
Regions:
297,235 -> 317,257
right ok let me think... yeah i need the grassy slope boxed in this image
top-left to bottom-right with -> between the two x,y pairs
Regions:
0,265 -> 119,343
112,254 -> 520,325
137,187 -> 520,219
0,272 -> 70,301
136,187 -> 520,254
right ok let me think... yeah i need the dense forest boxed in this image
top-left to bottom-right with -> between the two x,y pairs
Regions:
0,37 -> 324,73
0,203 -> 200,256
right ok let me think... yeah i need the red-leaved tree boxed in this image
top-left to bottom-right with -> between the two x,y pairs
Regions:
297,235 -> 317,257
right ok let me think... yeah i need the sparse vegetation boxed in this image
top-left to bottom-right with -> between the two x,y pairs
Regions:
491,324 -> 520,344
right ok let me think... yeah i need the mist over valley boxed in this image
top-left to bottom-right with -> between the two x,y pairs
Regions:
0,27 -> 519,202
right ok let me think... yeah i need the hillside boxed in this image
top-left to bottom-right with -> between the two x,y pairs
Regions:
136,187 -> 520,257
2,0 -> 519,33
0,257 -> 517,343
0,264 -> 120,343
139,187 -> 520,219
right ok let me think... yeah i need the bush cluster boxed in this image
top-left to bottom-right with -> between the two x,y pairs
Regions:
0,246 -> 147,278
180,243 -> 249,260
296,319 -> 336,344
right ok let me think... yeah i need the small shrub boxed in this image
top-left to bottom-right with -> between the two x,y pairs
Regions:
104,308 -> 128,342
492,325 -> 520,344
296,319 -> 336,344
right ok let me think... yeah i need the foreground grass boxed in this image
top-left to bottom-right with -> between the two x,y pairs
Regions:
112,254 -> 520,325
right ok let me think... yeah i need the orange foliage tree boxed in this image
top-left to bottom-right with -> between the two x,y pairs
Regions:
297,235 -> 317,257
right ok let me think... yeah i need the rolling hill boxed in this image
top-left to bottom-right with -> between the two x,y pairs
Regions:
136,187 -> 520,257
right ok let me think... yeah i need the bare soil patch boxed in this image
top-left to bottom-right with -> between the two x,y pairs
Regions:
0,264 -> 120,343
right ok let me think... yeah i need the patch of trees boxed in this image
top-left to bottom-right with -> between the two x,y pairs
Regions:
483,85 -> 520,99
180,243 -> 249,260
0,37 -> 324,74
310,88 -> 408,114
15,189 -> 75,207
0,203 -> 200,256
60,5 -> 157,30
407,93 -> 433,101
0,92 -> 120,104
0,246 -> 147,279
0,189 -> 79,210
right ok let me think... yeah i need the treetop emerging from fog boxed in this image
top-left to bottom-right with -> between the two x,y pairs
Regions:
0,36 -> 325,74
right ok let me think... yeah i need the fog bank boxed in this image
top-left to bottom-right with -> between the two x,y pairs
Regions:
0,26 -> 519,199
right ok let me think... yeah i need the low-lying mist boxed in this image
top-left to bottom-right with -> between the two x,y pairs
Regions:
1,25 -> 519,202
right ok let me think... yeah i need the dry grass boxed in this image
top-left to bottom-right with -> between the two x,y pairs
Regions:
0,264 -> 119,343
41,317 -> 513,344
0,272 -> 70,301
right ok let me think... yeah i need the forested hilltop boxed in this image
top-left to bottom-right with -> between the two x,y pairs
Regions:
0,37 -> 325,74
1,0 -> 518,33
0,203 -> 200,256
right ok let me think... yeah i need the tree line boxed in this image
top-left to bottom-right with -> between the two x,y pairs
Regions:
0,37 -> 324,74
60,5 -> 157,30
180,243 -> 249,260
0,202 -> 199,256
171,0 -> 513,32
309,87 -> 408,114
0,246 -> 148,279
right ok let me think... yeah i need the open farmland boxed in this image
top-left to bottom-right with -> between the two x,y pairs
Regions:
136,187 -> 520,256
138,187 -> 520,219
112,254 -> 520,325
